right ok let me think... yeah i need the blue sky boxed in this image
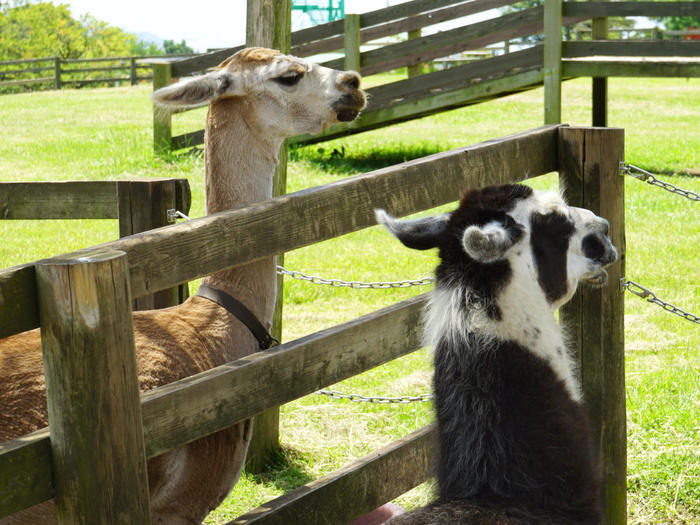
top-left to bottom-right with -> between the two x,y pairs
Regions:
65,1 -> 498,53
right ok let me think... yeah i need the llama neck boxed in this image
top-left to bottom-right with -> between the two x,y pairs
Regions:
200,97 -> 282,326
426,275 -> 582,403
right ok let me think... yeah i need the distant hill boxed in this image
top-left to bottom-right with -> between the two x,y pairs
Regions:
134,32 -> 164,47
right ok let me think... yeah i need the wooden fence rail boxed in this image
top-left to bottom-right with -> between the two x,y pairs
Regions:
0,125 -> 626,523
0,54 -> 196,91
151,0 -> 700,153
0,178 -> 191,320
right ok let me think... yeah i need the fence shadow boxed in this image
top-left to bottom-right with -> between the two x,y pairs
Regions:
289,143 -> 447,174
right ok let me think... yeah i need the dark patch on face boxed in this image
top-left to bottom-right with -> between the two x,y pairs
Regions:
530,210 -> 575,303
434,184 -> 533,314
332,93 -> 366,122
582,234 -> 606,262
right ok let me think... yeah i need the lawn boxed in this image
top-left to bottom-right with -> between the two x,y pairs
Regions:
0,75 -> 698,524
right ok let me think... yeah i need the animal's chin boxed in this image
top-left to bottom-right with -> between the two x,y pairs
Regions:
335,108 -> 360,122
584,269 -> 608,288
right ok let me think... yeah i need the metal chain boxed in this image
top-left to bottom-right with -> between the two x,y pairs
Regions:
276,265 -> 435,289
621,279 -> 700,325
620,163 -> 700,202
315,389 -> 434,404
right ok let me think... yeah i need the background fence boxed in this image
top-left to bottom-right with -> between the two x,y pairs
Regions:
0,125 -> 627,524
148,0 -> 700,153
0,54 -> 195,92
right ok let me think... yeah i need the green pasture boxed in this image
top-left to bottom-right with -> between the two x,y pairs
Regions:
0,76 -> 697,524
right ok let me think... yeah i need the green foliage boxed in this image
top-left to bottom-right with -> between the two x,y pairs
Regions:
0,1 -> 136,60
163,39 -> 195,55
658,15 -> 700,31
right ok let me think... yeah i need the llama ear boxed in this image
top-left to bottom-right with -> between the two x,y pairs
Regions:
375,209 -> 448,250
152,71 -> 244,108
462,222 -> 515,262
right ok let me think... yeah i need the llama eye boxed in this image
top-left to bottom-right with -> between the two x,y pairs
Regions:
274,73 -> 303,86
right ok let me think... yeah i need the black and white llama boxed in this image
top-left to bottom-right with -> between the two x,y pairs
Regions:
376,184 -> 617,525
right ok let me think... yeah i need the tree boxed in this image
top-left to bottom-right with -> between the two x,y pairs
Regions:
0,1 -> 138,60
162,39 -> 195,55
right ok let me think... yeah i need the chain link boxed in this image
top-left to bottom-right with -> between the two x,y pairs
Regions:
315,389 -> 434,404
621,279 -> 699,325
276,265 -> 435,289
620,163 -> 700,202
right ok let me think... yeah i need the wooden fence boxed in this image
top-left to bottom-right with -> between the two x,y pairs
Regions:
0,54 -> 195,91
0,178 -> 191,313
150,0 -> 700,153
0,125 -> 627,523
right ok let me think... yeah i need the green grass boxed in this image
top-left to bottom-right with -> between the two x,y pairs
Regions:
0,76 -> 698,524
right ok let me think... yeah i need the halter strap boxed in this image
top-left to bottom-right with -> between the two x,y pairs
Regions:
197,284 -> 279,350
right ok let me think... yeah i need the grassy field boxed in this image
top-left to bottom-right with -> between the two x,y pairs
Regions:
0,75 -> 698,524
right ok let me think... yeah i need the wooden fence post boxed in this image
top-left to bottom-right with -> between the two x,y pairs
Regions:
592,1 -> 608,126
152,62 -> 173,154
558,127 -> 626,525
36,249 -> 151,523
407,28 -> 423,78
245,0 -> 291,473
344,13 -> 362,73
117,179 -> 191,309
543,0 -> 562,124
53,57 -> 62,90
130,56 -> 137,85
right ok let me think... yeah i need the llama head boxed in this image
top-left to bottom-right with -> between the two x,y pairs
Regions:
152,47 -> 366,139
376,184 -> 617,311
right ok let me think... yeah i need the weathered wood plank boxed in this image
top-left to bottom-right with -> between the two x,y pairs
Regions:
117,179 -> 185,310
231,424 -> 438,525
244,0 -> 292,474
0,126 -> 561,340
141,294 -> 427,458
344,14 -> 361,72
294,68 -> 545,145
170,45 -> 245,77
563,40 -> 700,58
321,7 -> 545,75
293,0 -> 517,57
562,1 -> 700,18
544,0 -> 563,124
36,249 -> 151,523
0,295 -> 425,516
0,429 -> 52,519
365,46 -> 543,109
153,62 -> 173,153
0,181 -> 117,220
0,265 -> 38,340
558,127 -> 626,525
563,59 -> 700,78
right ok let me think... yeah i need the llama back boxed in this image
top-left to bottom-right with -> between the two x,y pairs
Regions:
433,335 -> 601,522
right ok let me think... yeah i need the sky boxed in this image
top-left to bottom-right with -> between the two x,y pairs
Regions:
64,1 -> 497,53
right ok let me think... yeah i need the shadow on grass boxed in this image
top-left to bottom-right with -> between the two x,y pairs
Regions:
246,445 -> 314,493
290,142 -> 448,175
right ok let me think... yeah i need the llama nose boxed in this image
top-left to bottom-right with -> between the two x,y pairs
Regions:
339,71 -> 360,90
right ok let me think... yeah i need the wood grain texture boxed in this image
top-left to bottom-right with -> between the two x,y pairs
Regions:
558,127 -> 626,525
563,59 -> 700,78
0,429 -> 52,518
564,40 -> 700,58
141,295 -> 427,458
0,125 -> 561,340
321,7 -> 545,75
232,424 -> 438,525
36,249 -> 150,523
544,0 -> 562,124
562,1 -> 700,18
0,181 -> 117,220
